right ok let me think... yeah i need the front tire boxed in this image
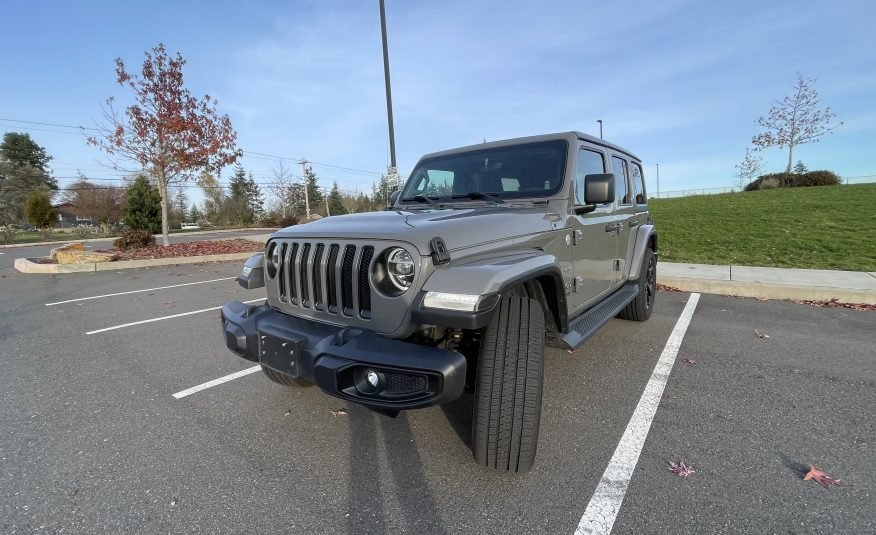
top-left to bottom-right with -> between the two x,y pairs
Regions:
261,365 -> 314,387
618,248 -> 656,321
472,294 -> 545,473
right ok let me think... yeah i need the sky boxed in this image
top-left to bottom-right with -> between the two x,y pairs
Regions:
1,0 -> 874,206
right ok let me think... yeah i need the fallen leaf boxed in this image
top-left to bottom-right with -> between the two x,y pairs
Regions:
681,358 -> 698,366
656,284 -> 681,292
754,329 -> 770,339
667,460 -> 695,477
284,410 -> 291,417
788,298 -> 876,312
803,465 -> 842,488
129,276 -> 139,280
330,408 -> 348,417
756,297 -> 768,302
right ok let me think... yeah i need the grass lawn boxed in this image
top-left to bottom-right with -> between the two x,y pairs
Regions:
649,184 -> 876,271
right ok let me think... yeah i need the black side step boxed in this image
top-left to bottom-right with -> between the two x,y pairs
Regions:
552,284 -> 639,350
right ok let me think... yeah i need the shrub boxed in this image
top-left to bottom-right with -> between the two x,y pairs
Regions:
123,176 -> 161,233
73,223 -> 99,239
113,229 -> 156,250
25,190 -> 57,229
278,216 -> 299,228
745,170 -> 842,191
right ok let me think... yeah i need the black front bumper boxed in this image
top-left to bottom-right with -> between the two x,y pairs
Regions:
220,301 -> 467,410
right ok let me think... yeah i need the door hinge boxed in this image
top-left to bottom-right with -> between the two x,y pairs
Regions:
572,229 -> 583,245
573,276 -> 583,292
614,259 -> 623,271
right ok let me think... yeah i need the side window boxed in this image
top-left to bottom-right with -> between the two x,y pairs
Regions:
575,148 -> 605,205
611,156 -> 630,205
631,162 -> 646,205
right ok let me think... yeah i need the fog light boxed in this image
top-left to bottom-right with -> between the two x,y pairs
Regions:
366,369 -> 380,388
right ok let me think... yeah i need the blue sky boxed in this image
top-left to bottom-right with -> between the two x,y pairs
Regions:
1,0 -> 874,204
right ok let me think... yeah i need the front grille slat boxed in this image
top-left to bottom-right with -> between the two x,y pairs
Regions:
326,245 -> 340,313
358,246 -> 374,318
341,245 -> 356,316
299,243 -> 312,307
278,242 -> 288,301
287,243 -> 299,303
312,244 -> 325,310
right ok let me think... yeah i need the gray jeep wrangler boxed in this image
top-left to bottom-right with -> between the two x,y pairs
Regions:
221,132 -> 657,473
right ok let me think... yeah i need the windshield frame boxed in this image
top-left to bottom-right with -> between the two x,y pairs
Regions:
399,140 -> 569,205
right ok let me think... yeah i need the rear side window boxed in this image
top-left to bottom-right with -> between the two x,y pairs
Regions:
631,162 -> 646,205
575,148 -> 605,204
611,156 -> 630,205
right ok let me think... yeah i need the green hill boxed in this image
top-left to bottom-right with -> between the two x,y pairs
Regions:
648,184 -> 876,271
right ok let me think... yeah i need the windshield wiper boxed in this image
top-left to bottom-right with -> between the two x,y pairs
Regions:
452,192 -> 504,204
402,194 -> 440,206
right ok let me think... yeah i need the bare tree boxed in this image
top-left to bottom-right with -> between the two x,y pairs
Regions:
733,148 -> 764,191
267,161 -> 296,218
87,43 -> 240,245
752,74 -> 841,173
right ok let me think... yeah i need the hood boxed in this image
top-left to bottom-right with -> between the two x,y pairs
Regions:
272,205 -> 557,255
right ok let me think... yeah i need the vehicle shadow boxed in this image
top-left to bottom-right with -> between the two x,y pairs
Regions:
346,405 -> 448,535
439,393 -> 474,449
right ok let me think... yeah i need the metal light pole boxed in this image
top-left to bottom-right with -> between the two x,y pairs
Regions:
597,120 -> 603,139
379,0 -> 397,174
656,163 -> 660,199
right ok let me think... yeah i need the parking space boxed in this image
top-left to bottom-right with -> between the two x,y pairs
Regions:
1,261 -> 873,534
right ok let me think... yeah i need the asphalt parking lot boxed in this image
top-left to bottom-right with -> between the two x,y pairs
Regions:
1,259 -> 873,534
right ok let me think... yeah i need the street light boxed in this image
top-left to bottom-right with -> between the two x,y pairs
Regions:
379,0 -> 397,174
597,120 -> 603,139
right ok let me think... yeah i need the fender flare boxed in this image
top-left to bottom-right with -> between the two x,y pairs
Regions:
412,252 -> 568,332
628,225 -> 658,281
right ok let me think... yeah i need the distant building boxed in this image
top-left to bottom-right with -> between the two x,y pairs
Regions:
53,202 -> 92,228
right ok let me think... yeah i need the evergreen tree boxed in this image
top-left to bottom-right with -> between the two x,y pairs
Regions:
304,168 -> 324,216
189,203 -> 202,223
124,175 -> 162,233
227,164 -> 251,225
173,189 -> 189,221
793,160 -> 808,174
1,132 -> 57,223
327,182 -> 347,216
245,173 -> 264,221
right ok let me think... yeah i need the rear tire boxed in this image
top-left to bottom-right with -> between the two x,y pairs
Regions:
472,293 -> 545,473
618,248 -> 656,321
261,365 -> 314,387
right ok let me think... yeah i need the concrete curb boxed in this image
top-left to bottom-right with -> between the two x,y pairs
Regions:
658,275 -> 876,305
0,228 -> 278,249
14,252 -> 256,274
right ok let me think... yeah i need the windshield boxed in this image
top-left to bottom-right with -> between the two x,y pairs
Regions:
400,140 -> 568,203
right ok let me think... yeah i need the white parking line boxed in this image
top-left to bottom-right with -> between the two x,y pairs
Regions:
85,298 -> 264,335
574,293 -> 701,535
172,365 -> 262,399
46,277 -> 237,306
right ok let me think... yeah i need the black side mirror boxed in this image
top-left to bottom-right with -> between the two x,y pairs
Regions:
574,173 -> 615,215
389,191 -> 400,205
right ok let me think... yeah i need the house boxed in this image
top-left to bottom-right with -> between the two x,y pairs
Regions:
53,202 -> 92,228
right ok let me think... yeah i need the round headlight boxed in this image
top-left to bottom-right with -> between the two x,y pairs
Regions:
386,248 -> 415,291
266,242 -> 280,278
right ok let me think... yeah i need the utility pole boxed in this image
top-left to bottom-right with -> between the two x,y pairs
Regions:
298,159 -> 311,220
325,195 -> 330,217
379,0 -> 400,191
597,119 -> 603,139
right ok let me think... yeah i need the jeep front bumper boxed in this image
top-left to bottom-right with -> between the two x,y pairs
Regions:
220,301 -> 467,410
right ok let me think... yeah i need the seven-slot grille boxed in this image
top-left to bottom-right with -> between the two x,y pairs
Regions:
274,241 -> 374,319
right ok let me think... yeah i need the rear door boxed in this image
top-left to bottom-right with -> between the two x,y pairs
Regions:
609,154 -> 634,286
569,145 -> 615,312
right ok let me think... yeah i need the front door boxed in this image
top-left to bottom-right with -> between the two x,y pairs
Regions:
610,154 -> 635,285
569,146 -> 615,312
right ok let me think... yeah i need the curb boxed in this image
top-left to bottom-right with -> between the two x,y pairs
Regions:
14,252 -> 256,274
0,228 -> 278,249
658,275 -> 876,305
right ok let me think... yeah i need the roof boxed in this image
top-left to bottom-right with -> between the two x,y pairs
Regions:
418,131 -> 641,163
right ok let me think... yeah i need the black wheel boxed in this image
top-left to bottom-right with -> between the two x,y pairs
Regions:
618,248 -> 656,321
472,291 -> 545,473
261,365 -> 314,387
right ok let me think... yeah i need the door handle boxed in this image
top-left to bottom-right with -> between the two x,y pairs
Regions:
604,223 -> 620,233
629,220 -> 640,228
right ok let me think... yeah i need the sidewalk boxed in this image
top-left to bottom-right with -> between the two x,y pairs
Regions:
659,262 -> 876,304
0,228 -> 278,249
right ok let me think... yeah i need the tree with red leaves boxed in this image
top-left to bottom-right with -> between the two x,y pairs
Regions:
88,43 -> 240,245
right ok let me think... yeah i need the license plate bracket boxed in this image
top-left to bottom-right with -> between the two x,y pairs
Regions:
258,330 -> 304,378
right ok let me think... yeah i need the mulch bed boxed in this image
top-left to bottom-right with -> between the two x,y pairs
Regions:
98,239 -> 264,261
